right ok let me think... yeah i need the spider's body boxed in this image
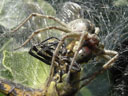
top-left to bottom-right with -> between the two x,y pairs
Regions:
68,19 -> 95,33
64,18 -> 97,51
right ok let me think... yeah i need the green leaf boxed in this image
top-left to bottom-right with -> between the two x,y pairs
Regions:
78,87 -> 92,96
2,50 -> 50,88
0,92 -> 5,96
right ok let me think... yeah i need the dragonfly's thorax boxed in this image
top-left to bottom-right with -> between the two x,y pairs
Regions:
76,34 -> 100,63
83,34 -> 100,49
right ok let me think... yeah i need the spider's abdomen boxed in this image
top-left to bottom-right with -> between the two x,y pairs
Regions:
68,19 -> 95,33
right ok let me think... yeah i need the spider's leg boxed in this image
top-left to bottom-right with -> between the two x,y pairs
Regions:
77,49 -> 118,90
101,55 -> 111,60
50,33 -> 81,77
14,26 -> 71,50
67,32 -> 88,83
12,13 -> 67,32
102,49 -> 118,69
43,33 -> 81,95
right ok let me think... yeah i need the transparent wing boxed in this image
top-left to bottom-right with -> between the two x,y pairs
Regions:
57,2 -> 83,23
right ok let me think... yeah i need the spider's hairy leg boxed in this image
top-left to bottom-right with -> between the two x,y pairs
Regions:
45,33 -> 81,89
103,49 -> 119,69
12,13 -> 67,32
101,55 -> 111,60
78,49 -> 118,90
67,32 -> 88,82
50,33 -> 81,77
14,26 -> 71,50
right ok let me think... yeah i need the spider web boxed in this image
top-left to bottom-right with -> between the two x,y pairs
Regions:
0,0 -> 58,89
47,0 -> 128,96
0,0 -> 128,96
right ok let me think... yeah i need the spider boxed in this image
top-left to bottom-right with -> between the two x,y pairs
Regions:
11,12 -> 118,95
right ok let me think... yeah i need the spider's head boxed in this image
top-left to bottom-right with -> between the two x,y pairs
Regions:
68,19 -> 100,34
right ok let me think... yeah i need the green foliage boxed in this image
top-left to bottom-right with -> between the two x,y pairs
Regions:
0,93 -> 5,96
79,87 -> 92,96
2,50 -> 50,88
